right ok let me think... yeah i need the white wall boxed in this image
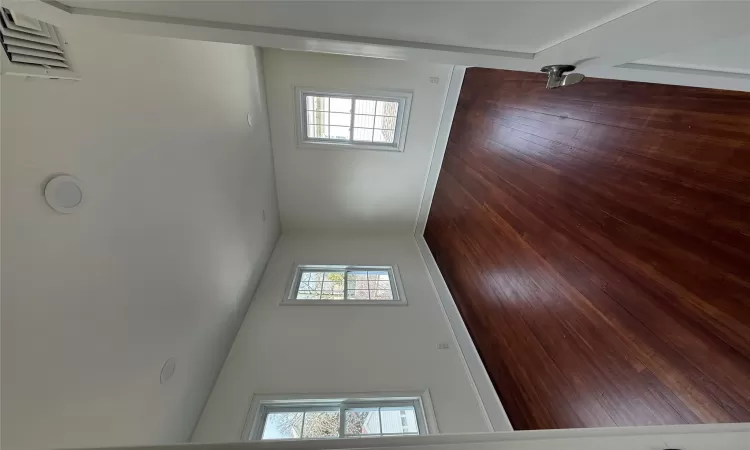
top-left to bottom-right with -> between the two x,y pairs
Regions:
63,1 -> 639,54
14,1 -> 750,93
1,30 -> 280,449
83,423 -> 750,450
191,234 -> 489,442
635,33 -> 750,74
264,49 -> 454,233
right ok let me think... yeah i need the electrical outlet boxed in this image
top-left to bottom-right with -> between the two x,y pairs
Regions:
429,77 -> 440,84
438,342 -> 450,350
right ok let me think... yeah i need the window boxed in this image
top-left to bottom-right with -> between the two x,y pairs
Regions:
249,397 -> 429,440
297,88 -> 411,151
285,265 -> 404,304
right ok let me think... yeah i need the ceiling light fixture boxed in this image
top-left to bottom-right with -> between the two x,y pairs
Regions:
540,65 -> 585,89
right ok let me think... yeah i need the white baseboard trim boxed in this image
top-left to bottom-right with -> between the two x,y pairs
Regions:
413,64 -> 512,432
414,65 -> 465,237
415,236 -> 513,432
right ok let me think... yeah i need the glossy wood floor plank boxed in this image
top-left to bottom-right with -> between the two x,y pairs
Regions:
425,69 -> 750,430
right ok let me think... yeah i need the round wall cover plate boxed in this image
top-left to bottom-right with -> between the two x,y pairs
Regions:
44,175 -> 83,213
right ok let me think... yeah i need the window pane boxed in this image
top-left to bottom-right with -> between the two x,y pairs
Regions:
320,271 -> 344,299
329,126 -> 350,140
367,270 -> 389,280
376,101 -> 398,116
302,411 -> 340,438
321,281 -> 344,293
330,97 -> 352,113
371,290 -> 394,300
307,124 -> 329,139
346,271 -> 369,290
345,408 -> 380,436
297,270 -> 327,300
256,399 -> 421,440
330,112 -> 351,127
262,412 -> 303,439
294,267 -> 398,302
324,271 -> 345,282
307,111 -> 328,126
302,93 -> 404,147
298,281 -> 320,292
306,272 -> 324,282
300,281 -> 313,291
374,129 -> 395,143
306,96 -> 329,111
300,276 -> 322,287
355,99 -> 376,115
321,282 -> 344,299
348,289 -> 371,300
354,114 -> 375,128
353,128 -> 374,142
380,406 -> 418,434
374,116 -> 397,130
368,279 -> 391,290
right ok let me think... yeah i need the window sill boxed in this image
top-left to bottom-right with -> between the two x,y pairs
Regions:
281,299 -> 408,306
297,140 -> 404,153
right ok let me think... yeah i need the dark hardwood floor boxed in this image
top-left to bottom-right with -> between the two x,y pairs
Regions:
424,68 -> 750,430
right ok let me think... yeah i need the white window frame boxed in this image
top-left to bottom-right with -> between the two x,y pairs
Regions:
283,264 -> 407,305
295,86 -> 412,152
244,391 -> 438,441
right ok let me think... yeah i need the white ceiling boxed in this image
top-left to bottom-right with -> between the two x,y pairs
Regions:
63,0 -> 641,54
13,0 -> 750,91
1,29 -> 279,449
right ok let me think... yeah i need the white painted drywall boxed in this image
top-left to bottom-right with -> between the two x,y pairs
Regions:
1,30 -> 280,449
13,1 -> 750,92
82,423 -> 750,450
635,33 -> 750,75
263,49 -> 453,233
62,1 -> 640,54
191,234 -> 489,442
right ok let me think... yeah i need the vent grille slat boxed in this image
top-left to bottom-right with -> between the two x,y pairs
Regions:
0,8 -> 48,37
9,9 -> 42,31
1,7 -> 73,75
6,44 -> 66,61
10,53 -> 69,68
1,36 -> 64,54
0,24 -> 58,46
